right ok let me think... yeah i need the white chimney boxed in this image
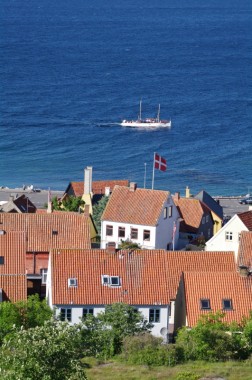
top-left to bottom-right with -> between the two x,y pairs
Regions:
105,187 -> 110,196
84,166 -> 93,195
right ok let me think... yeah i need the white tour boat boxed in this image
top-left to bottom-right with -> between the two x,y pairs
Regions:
120,100 -> 171,128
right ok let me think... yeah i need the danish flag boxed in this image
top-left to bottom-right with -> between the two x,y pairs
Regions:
154,153 -> 167,172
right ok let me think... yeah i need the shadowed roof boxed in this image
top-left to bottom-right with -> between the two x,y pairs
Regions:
51,249 -> 236,306
194,190 -> 223,219
238,231 -> 252,267
0,231 -> 27,302
101,186 -> 170,226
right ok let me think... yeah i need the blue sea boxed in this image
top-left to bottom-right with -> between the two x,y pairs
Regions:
1,0 -> 251,196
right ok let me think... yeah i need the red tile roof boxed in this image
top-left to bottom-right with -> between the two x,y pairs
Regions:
237,231 -> 252,267
173,197 -> 210,233
238,211 -> 252,231
0,231 -> 27,302
51,249 -> 236,306
101,186 -> 170,226
0,213 -> 91,252
67,180 -> 129,197
183,271 -> 252,326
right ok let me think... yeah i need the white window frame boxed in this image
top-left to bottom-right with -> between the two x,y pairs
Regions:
143,229 -> 151,241
68,278 -> 77,287
82,308 -> 94,318
163,207 -> 167,219
118,226 -> 125,238
149,308 -> 160,323
131,228 -> 138,240
41,268 -> 48,284
60,308 -> 72,322
225,231 -> 233,241
106,225 -> 113,236
168,206 -> 173,218
102,275 -> 110,285
110,276 -> 120,286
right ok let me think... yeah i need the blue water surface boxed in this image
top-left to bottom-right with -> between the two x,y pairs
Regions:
1,0 -> 251,195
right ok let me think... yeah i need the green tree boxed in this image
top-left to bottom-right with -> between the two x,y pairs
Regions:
0,295 -> 52,344
92,195 -> 109,234
118,239 -> 141,250
0,320 -> 87,380
80,303 -> 152,358
176,311 -> 238,361
52,195 -> 85,212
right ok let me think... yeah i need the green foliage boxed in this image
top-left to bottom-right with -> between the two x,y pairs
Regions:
175,371 -> 199,380
0,295 -> 52,344
0,320 -> 87,380
123,334 -> 183,367
80,303 -> 152,358
118,239 -> 141,250
176,311 -> 252,362
52,195 -> 85,212
92,195 -> 109,234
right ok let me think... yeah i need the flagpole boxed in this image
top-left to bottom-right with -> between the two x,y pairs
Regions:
144,163 -> 147,189
152,152 -> 155,190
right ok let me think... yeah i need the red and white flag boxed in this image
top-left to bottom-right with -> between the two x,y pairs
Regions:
154,153 -> 167,172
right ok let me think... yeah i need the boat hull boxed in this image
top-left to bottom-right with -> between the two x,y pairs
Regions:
120,121 -> 171,128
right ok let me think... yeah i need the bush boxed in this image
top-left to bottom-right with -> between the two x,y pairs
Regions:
122,334 -> 183,366
175,371 -> 199,380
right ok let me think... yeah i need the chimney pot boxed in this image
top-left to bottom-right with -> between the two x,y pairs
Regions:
174,192 -> 180,201
106,242 -> 116,254
129,182 -> 137,192
185,186 -> 190,198
105,187 -> 110,196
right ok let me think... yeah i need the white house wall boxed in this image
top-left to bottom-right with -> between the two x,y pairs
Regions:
101,221 -> 157,249
205,214 -> 247,259
54,304 -> 174,338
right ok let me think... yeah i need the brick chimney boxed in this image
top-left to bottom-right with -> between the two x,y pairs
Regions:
106,242 -> 116,254
174,192 -> 180,201
84,166 -> 92,195
185,186 -> 190,198
129,182 -> 137,192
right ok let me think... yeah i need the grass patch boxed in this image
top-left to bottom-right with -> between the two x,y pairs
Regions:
84,358 -> 252,380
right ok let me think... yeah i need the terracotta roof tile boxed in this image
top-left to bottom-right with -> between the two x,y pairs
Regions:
238,211 -> 252,231
0,213 -> 91,252
173,197 -> 209,233
237,231 -> 252,267
51,249 -> 235,306
68,180 -> 129,197
101,186 -> 170,226
183,272 -> 252,326
0,231 -> 27,302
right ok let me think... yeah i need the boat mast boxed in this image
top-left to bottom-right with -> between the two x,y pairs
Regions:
139,99 -> 142,121
157,104 -> 160,122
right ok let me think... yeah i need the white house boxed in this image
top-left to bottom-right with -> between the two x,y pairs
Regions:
205,210 -> 252,260
100,183 -> 180,250
46,248 -> 237,338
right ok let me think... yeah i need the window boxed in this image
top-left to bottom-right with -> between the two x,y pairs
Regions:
225,231 -> 233,241
41,268 -> 48,284
208,228 -> 211,238
223,299 -> 232,310
206,215 -> 209,223
164,207 -> 167,219
0,256 -> 4,265
118,226 -> 125,238
143,230 -> 150,241
131,228 -> 138,240
68,278 -> 77,287
202,217 -> 205,225
106,225 -> 113,236
168,206 -> 173,218
60,308 -> 72,322
83,308 -> 94,319
149,309 -> 160,323
52,230 -> 58,236
200,299 -> 211,310
102,275 -> 110,285
110,276 -> 120,286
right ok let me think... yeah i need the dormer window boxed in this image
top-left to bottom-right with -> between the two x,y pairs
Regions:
0,256 -> 4,265
68,278 -> 77,287
52,230 -> 58,236
110,276 -> 120,286
200,299 -> 211,310
102,275 -> 110,285
223,299 -> 232,310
